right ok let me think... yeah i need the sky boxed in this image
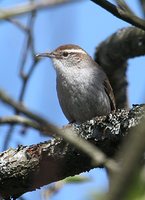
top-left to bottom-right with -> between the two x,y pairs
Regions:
0,0 -> 145,200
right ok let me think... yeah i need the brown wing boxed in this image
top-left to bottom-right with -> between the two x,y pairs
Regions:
104,78 -> 116,111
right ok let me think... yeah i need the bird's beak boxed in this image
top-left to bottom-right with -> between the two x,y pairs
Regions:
36,52 -> 55,59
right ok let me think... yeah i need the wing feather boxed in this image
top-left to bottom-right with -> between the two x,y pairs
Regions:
104,78 -> 116,111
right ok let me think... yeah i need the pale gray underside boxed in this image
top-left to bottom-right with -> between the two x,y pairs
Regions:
56,66 -> 111,123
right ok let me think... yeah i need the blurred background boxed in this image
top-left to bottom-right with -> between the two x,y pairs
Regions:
0,0 -> 145,199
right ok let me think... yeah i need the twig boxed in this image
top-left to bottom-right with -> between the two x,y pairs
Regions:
2,126 -> 16,151
115,0 -> 135,16
3,9 -> 38,150
0,116 -> 41,131
19,11 -> 37,102
4,18 -> 28,32
91,0 -> 145,30
0,0 -> 78,20
0,89 -> 119,172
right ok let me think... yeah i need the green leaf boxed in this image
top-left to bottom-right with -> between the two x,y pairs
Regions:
64,175 -> 91,184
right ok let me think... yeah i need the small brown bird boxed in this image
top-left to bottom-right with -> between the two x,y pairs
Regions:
36,44 -> 116,123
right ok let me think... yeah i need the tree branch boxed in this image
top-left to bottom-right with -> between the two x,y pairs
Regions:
4,18 -> 29,32
95,27 -> 145,109
0,115 -> 41,131
1,24 -> 145,197
0,104 -> 145,199
91,0 -> 145,31
0,89 -> 119,172
0,0 -> 79,20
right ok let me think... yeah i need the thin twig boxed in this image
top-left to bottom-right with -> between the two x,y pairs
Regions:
4,18 -> 28,32
3,10 -> 38,150
116,0 -> 135,16
2,126 -> 16,151
91,0 -> 145,30
0,89 -> 119,172
18,12 -> 37,101
0,116 -> 41,131
19,11 -> 37,102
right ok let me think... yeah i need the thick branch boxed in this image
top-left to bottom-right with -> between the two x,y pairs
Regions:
0,105 -> 145,199
0,90 -> 119,173
95,27 -> 145,109
91,0 -> 145,30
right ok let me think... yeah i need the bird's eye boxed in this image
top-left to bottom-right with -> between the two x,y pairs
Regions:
62,52 -> 69,57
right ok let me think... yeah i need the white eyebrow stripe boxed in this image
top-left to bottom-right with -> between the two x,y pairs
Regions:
63,49 -> 87,54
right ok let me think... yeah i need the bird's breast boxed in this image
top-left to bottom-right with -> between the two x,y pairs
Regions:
56,68 -> 111,123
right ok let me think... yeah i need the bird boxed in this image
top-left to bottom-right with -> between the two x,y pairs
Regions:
36,44 -> 116,123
